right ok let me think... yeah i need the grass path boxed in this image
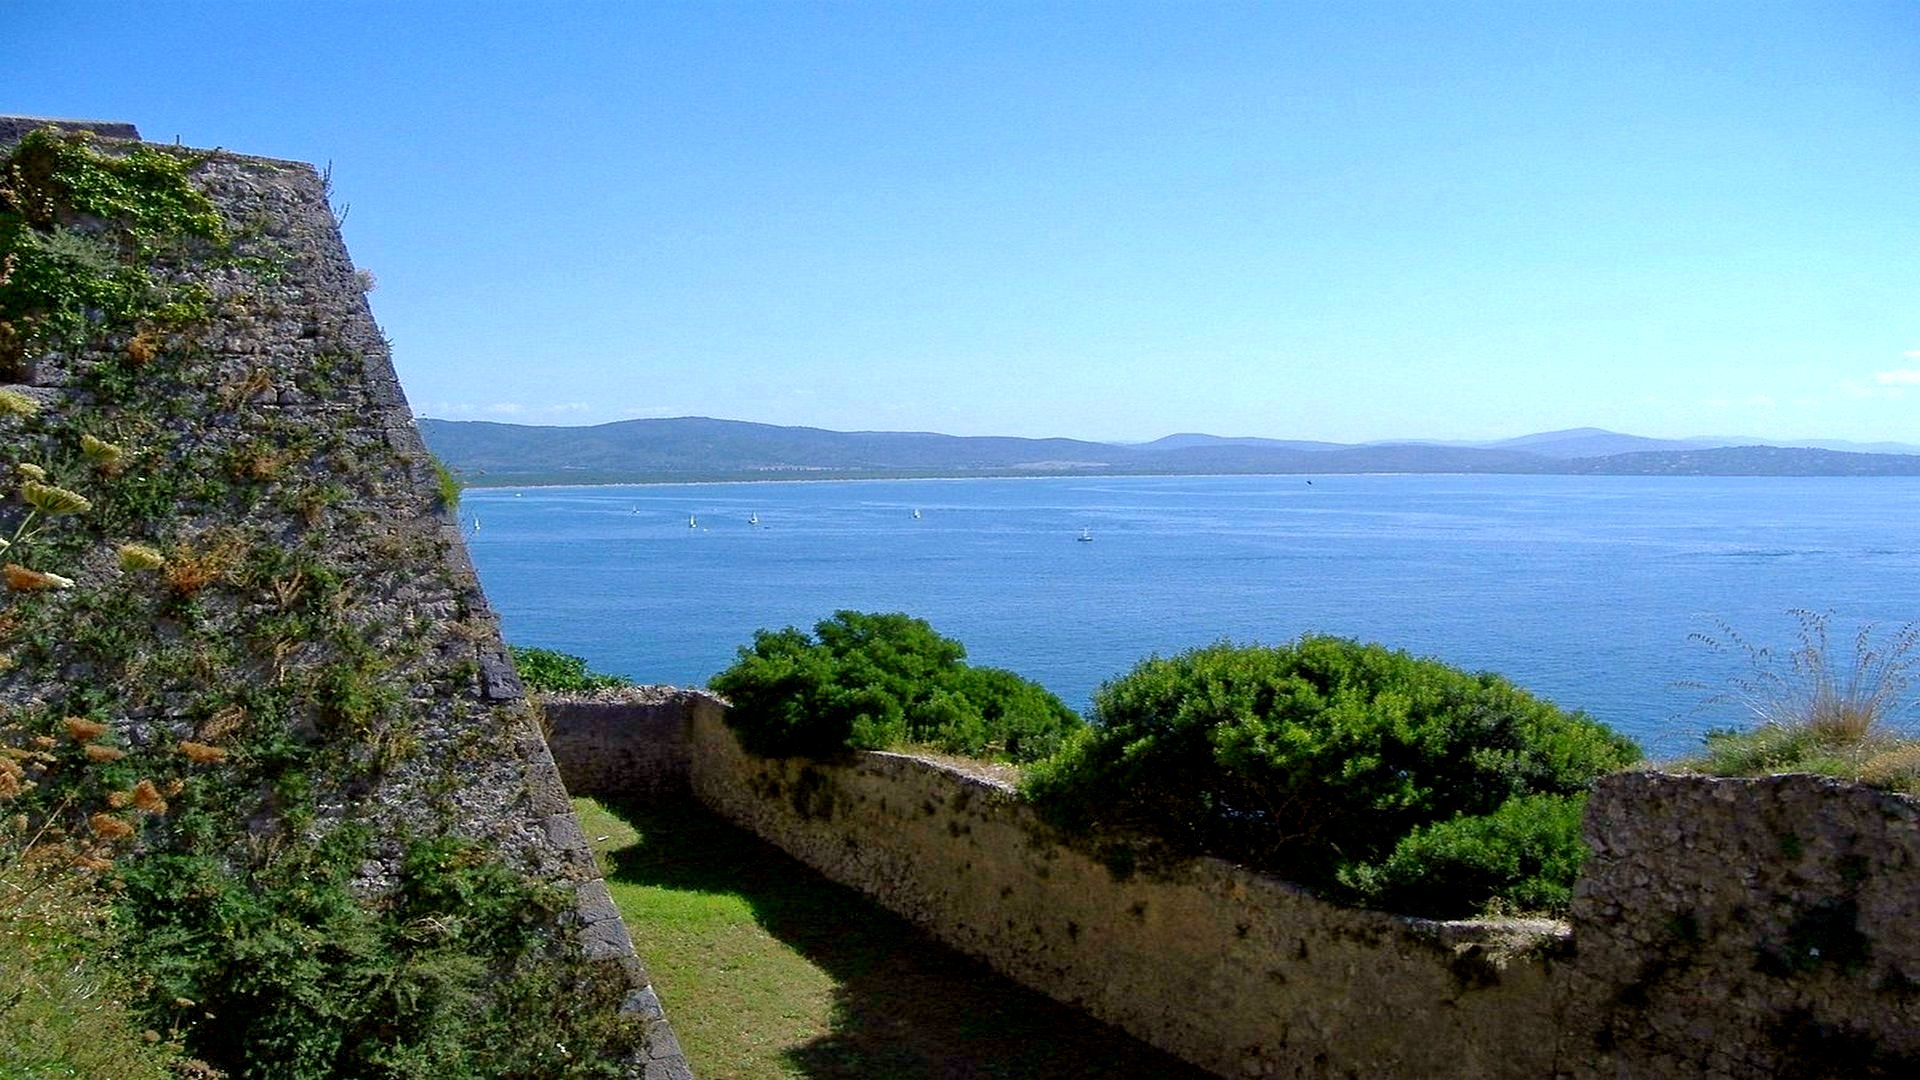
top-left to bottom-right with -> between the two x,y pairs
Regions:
574,797 -> 1215,1079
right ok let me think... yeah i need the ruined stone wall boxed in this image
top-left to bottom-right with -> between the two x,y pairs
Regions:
0,119 -> 688,1078
549,692 -> 1920,1080
0,115 -> 142,142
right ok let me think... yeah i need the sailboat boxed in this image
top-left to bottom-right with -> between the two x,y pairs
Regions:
688,514 -> 697,529
749,513 -> 759,526
911,508 -> 922,519
471,517 -> 480,533
1077,527 -> 1093,543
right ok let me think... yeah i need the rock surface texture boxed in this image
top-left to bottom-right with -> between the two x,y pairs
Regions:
1567,771 -> 1920,1078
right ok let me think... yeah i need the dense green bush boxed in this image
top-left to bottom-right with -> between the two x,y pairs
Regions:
708,610 -> 1083,762
1021,636 -> 1640,916
116,827 -> 640,1078
1337,793 -> 1591,918
511,645 -> 632,693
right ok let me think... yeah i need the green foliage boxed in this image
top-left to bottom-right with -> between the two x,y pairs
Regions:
0,128 -> 225,375
1021,636 -> 1640,916
115,827 -> 641,1079
1337,793 -> 1592,918
1,851 -> 187,1080
430,453 -> 461,511
709,611 -> 1082,763
511,645 -> 632,693
1685,725 -> 1920,794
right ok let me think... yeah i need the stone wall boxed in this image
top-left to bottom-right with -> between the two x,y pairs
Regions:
543,686 -> 709,803
0,115 -> 140,142
547,691 -> 1920,1080
0,119 -> 688,1078
1565,771 -> 1920,1077
686,703 -> 1577,1078
555,693 -> 1572,1077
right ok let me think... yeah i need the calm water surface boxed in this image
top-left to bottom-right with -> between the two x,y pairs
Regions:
463,474 -> 1920,755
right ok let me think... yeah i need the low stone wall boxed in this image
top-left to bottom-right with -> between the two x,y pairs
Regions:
543,687 -> 706,803
681,700 -> 1568,1079
545,690 -> 1920,1079
0,115 -> 141,141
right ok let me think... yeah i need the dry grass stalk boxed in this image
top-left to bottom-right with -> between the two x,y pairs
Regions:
4,563 -> 76,591
218,365 -> 274,409
125,330 -> 158,365
88,813 -> 134,841
178,741 -> 227,765
196,704 -> 247,743
63,717 -> 109,743
130,780 -> 168,814
1684,610 -> 1920,787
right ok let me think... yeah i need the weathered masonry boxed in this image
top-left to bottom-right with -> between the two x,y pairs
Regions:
548,688 -> 1920,1080
1,118 -> 688,1078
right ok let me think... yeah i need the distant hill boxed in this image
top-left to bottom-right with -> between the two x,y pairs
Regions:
1481,428 -> 1710,459
417,417 -> 1920,485
417,416 -> 1128,478
1717,437 -> 1920,456
1553,445 -> 1920,477
1139,433 -> 1352,452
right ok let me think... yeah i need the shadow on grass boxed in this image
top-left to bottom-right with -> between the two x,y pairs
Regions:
598,799 -> 1215,1080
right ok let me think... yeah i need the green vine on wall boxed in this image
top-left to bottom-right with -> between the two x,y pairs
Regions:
0,128 -> 226,378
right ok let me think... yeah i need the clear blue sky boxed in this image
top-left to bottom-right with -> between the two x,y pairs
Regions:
6,1 -> 1916,443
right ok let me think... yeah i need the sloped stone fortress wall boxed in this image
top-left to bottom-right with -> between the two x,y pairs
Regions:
549,690 -> 1920,1079
0,119 -> 688,1078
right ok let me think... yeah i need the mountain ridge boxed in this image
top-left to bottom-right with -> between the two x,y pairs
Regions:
417,416 -> 1920,485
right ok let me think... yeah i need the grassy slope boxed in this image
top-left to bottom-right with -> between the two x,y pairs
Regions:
574,797 -> 1214,1080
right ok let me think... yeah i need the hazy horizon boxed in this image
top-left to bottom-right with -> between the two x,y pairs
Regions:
9,1 -> 1915,444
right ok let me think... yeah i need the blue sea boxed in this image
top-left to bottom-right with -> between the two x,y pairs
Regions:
462,474 -> 1920,756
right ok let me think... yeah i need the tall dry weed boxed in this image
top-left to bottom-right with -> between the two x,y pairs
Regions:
1689,609 -> 1919,744
1683,610 -> 1920,783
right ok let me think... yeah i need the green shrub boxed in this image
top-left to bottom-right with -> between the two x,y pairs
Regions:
511,645 -> 632,693
1,853 -> 186,1080
1337,793 -> 1591,918
708,610 -> 1083,763
1021,636 -> 1640,916
1,128 -> 225,375
115,827 -> 641,1079
430,453 -> 461,511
